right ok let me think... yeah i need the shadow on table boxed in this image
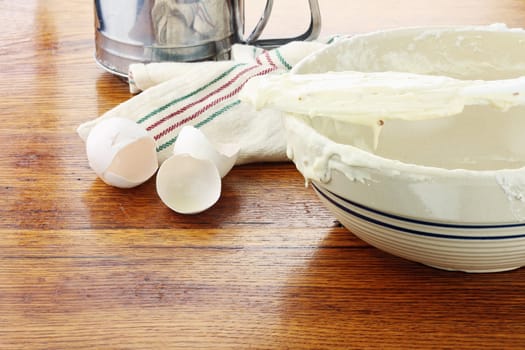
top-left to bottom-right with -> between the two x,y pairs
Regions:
82,175 -> 243,231
275,226 -> 525,347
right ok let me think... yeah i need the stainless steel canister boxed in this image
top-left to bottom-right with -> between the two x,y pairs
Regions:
94,0 -> 321,77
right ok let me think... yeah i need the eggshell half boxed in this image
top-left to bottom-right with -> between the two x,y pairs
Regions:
173,126 -> 239,178
156,154 -> 221,214
86,117 -> 158,188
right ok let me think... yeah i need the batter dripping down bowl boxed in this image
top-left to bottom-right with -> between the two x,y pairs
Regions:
243,24 -> 525,272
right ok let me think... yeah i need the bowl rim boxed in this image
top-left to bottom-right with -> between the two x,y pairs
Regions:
284,113 -> 525,181
291,23 -> 525,75
286,23 -> 525,180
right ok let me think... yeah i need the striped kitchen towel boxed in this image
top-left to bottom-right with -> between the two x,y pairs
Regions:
77,39 -> 335,165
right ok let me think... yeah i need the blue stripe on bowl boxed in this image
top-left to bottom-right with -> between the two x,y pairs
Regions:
311,182 -> 525,240
312,182 -> 525,229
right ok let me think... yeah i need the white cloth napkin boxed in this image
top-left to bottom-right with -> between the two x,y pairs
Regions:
77,40 -> 334,165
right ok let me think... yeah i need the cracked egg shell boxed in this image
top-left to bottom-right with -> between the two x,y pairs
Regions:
173,125 -> 239,178
156,154 -> 221,214
86,117 -> 158,188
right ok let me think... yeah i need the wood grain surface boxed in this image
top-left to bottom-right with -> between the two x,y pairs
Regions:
1,0 -> 525,349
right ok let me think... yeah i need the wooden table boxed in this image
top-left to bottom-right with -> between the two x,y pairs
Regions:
2,1 -> 525,348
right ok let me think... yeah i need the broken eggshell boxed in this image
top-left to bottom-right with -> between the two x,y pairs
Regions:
156,154 -> 221,214
155,125 -> 240,214
86,117 -> 158,188
172,126 -> 240,178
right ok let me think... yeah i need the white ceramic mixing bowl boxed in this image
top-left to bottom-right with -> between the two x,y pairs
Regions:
280,24 -> 525,272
